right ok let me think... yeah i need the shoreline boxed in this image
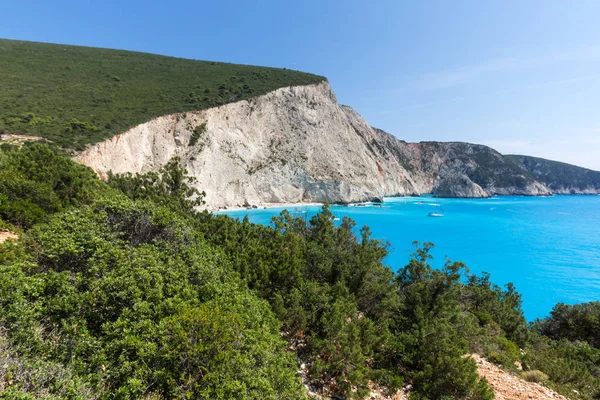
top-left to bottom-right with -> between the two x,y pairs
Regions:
208,192 -> 600,213
210,201 -> 325,213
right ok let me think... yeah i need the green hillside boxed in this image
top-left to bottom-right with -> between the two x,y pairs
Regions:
0,39 -> 325,150
507,154 -> 600,192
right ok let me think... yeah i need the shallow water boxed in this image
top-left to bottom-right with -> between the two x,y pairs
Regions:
220,195 -> 600,320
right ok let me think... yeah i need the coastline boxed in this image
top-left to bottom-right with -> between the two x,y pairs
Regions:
208,192 -> 600,213
210,201 -> 325,213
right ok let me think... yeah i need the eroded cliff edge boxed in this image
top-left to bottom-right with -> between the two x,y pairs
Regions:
75,82 -> 553,209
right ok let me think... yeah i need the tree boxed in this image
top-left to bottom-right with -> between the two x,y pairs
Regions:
107,157 -> 205,214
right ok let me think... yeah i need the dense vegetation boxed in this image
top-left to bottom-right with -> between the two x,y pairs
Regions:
0,143 -> 599,399
536,302 -> 600,348
507,155 -> 600,192
0,39 -> 325,150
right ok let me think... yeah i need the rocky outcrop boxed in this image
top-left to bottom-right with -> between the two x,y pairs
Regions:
362,136 -> 552,198
76,82 -> 556,209
507,155 -> 600,194
75,82 -> 418,208
433,174 -> 490,198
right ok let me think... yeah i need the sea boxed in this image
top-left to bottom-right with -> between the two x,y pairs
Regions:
220,195 -> 600,321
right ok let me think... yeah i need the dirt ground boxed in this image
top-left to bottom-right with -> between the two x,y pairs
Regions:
0,231 -> 19,244
472,354 -> 567,400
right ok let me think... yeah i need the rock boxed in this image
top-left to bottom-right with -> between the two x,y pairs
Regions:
433,174 -> 491,198
75,82 -> 555,209
508,154 -> 600,194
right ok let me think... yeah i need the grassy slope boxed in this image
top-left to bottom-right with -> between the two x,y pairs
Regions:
0,39 -> 325,151
507,154 -> 600,191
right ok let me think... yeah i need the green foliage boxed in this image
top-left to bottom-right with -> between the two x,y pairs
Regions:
483,336 -> 522,369
536,302 -> 600,348
64,118 -> 100,134
189,122 -> 207,146
523,334 -> 600,399
107,157 -> 206,214
192,206 -> 401,397
462,272 -> 528,346
0,328 -> 97,399
0,143 -> 110,228
520,370 -> 548,383
390,243 -> 494,400
0,199 -> 303,399
159,300 -> 303,400
0,39 -> 325,150
0,144 -> 598,399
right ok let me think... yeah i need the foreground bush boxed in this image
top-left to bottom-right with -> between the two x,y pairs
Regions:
0,199 -> 304,399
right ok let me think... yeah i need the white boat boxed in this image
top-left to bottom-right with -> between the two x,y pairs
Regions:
428,210 -> 444,217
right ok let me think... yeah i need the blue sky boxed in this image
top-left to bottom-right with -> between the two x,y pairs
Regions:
2,0 -> 600,169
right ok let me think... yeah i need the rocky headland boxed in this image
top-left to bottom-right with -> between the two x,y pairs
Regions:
75,82 -> 595,209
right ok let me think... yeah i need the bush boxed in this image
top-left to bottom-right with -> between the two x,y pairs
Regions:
65,118 -> 100,134
0,143 -> 109,228
0,199 -> 305,399
537,302 -> 600,348
484,336 -> 522,369
107,157 -> 205,214
521,370 -> 548,383
523,334 -> 600,399
0,328 -> 98,399
189,122 -> 207,146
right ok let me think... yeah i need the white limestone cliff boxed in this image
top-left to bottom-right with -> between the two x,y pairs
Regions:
75,82 -> 551,209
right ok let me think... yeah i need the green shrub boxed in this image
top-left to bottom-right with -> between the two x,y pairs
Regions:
0,199 -> 305,398
537,302 -> 600,348
521,370 -> 548,383
107,157 -> 205,213
523,334 -> 600,399
484,336 -> 522,369
0,328 -> 98,399
0,143 -> 110,228
189,122 -> 207,146
65,118 -> 100,134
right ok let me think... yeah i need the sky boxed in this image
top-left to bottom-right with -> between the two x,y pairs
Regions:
2,0 -> 600,169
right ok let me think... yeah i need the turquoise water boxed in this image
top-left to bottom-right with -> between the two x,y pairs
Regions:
220,195 -> 600,320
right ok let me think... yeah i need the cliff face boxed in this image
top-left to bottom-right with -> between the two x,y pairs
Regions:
507,155 -> 600,194
76,82 -> 415,208
76,82 -> 555,209
362,133 -> 551,197
432,174 -> 490,198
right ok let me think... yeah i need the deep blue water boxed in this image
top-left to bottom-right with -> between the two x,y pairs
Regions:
220,195 -> 600,320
